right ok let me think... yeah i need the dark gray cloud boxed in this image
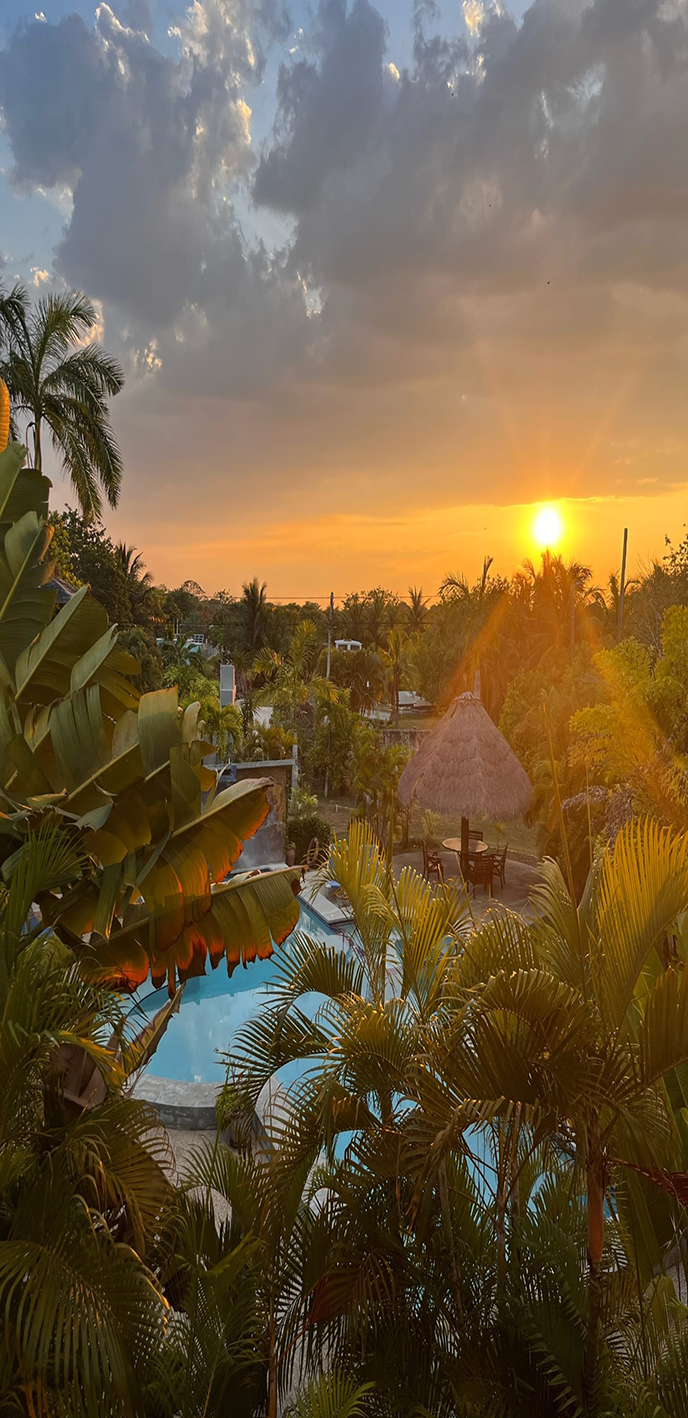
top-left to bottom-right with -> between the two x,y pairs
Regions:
254,0 -> 388,212
2,0 -> 688,545
115,0 -> 153,33
0,2 -> 290,324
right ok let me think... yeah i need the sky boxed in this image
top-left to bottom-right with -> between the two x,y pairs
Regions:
1,0 -> 688,599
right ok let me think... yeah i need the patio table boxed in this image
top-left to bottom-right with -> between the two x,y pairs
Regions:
442,837 -> 488,855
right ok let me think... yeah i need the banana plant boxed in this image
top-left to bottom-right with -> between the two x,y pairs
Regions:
0,439 -> 300,992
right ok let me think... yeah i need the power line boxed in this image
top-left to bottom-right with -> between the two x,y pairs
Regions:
223,593 -> 433,603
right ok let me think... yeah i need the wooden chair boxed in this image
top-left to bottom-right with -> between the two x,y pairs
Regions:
468,829 -> 484,846
493,844 -> 508,889
422,839 -> 444,883
468,852 -> 493,897
300,836 -> 321,884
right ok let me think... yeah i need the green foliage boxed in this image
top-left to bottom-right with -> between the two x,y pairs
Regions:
570,629 -> 688,831
197,695 -> 243,760
651,605 -> 688,741
500,646 -> 601,876
118,625 -> 163,692
327,646 -> 384,714
309,686 -> 359,794
352,724 -> 409,841
286,1372 -> 374,1417
242,720 -> 295,761
288,812 -> 332,863
420,808 -> 442,844
290,784 -> 319,818
221,816 -> 688,1417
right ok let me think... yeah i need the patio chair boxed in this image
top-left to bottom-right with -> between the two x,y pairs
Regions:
300,836 -> 321,884
493,844 -> 508,889
468,852 -> 493,897
468,829 -> 484,845
422,839 -> 444,884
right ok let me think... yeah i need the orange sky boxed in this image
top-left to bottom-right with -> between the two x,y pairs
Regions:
77,485 -> 686,601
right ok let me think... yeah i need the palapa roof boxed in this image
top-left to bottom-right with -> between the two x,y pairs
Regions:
398,691 -> 531,821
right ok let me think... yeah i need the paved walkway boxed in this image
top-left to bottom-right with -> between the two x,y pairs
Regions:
391,849 -> 540,920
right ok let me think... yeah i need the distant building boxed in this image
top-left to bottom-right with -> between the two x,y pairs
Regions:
220,663 -> 236,707
335,638 -> 363,652
398,690 -> 433,714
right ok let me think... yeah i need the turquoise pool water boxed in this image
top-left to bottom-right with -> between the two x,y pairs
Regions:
132,900 -> 349,1084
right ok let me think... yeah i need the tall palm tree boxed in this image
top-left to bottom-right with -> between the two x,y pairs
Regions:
116,541 -> 148,581
0,283 -> 124,520
254,620 -> 331,735
240,577 -> 270,651
406,585 -> 428,633
379,625 -> 409,723
116,541 -> 155,623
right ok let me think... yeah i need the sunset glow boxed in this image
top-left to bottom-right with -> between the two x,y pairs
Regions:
532,506 -> 563,551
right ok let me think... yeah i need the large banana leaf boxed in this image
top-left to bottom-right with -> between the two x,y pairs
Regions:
84,866 -> 302,991
0,443 -> 50,531
0,443 -> 55,675
70,627 -> 141,718
14,584 -> 110,707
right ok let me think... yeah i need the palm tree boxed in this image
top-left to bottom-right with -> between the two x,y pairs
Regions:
365,588 -> 395,652
0,283 -> 124,520
416,816 -> 688,1410
254,621 -> 330,736
240,577 -> 270,651
406,585 -> 428,633
116,541 -> 148,581
117,541 -> 155,623
379,626 -> 409,723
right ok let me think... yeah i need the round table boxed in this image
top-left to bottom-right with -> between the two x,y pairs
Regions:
442,837 -> 488,854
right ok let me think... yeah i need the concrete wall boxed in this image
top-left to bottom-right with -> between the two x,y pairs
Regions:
233,759 -> 291,868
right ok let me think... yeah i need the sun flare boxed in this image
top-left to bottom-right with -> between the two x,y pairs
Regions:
533,505 -> 563,549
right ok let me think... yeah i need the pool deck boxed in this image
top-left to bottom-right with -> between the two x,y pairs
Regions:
306,850 -> 539,925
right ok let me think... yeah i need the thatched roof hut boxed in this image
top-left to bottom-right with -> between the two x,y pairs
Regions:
398,692 -> 531,821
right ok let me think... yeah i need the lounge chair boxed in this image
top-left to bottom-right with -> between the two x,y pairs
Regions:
422,839 -> 444,883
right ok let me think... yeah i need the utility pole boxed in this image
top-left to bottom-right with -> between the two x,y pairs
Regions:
324,591 -> 334,799
326,590 -> 334,678
617,527 -> 628,643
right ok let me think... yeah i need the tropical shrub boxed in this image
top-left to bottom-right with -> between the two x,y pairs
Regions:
351,723 -> 409,846
288,812 -> 331,864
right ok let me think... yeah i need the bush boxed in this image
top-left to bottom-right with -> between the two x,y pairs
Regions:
288,813 -> 332,865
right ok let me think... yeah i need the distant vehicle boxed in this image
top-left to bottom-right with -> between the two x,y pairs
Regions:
335,638 -> 363,652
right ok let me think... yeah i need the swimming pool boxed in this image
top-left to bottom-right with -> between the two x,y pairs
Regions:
132,900 -> 349,1085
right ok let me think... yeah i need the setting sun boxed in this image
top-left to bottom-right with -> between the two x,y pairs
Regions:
533,505 -> 563,550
